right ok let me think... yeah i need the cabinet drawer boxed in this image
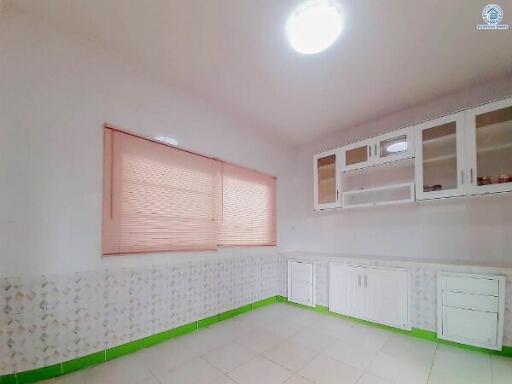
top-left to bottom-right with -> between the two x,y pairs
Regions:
442,291 -> 498,312
443,307 -> 497,346
442,276 -> 499,296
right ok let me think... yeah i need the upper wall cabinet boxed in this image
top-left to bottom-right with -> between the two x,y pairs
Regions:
342,139 -> 374,171
375,127 -> 415,166
313,149 -> 341,210
465,98 -> 512,195
415,112 -> 467,200
341,127 -> 414,172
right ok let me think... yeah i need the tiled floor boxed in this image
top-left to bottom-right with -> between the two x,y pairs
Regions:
41,304 -> 512,384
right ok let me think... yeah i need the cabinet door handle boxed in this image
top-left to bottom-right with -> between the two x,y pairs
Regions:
358,275 -> 361,287
461,170 -> 464,185
368,146 -> 372,158
364,275 -> 368,288
375,144 -> 378,157
336,189 -> 339,201
470,168 -> 474,184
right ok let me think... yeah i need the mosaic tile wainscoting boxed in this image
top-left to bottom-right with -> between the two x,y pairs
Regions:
283,252 -> 512,347
0,254 -> 287,378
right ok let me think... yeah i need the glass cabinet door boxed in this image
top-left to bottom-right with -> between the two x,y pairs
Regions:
314,151 -> 340,210
342,139 -> 374,171
375,127 -> 414,165
415,112 -> 466,200
466,98 -> 512,195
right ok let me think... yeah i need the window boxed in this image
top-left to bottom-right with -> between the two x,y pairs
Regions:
102,127 -> 276,255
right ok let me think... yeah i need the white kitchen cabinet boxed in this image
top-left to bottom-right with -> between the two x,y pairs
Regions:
288,260 -> 315,307
465,97 -> 512,195
329,263 -> 410,330
313,149 -> 341,210
374,127 -> 415,166
437,272 -> 505,350
415,112 -> 467,200
341,138 -> 375,172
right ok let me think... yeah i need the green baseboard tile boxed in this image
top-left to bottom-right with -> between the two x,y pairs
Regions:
143,329 -> 174,348
198,315 -> 220,329
252,296 -> 277,309
62,351 -> 105,374
106,339 -> 144,361
16,363 -> 62,384
219,304 -> 252,321
314,304 -> 329,313
0,374 -> 17,384
173,322 -> 197,337
500,346 -> 512,357
276,295 -> 288,303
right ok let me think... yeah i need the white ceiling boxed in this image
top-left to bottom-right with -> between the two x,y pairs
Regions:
7,0 -> 512,145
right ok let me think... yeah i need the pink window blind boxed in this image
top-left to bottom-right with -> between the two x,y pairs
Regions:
103,128 -> 222,254
219,162 -> 277,246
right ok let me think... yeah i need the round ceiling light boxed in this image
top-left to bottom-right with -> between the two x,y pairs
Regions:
386,141 -> 408,153
286,0 -> 343,54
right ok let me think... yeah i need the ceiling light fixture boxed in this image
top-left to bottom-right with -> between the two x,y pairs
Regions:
386,141 -> 408,153
286,0 -> 343,54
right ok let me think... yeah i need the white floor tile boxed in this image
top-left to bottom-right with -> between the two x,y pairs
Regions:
42,372 -> 85,384
283,375 -> 315,384
83,353 -> 154,384
227,356 -> 293,384
380,333 -> 437,365
356,373 -> 394,384
263,340 -> 319,372
491,355 -> 512,384
368,352 -> 431,384
323,338 -> 377,370
311,316 -> 354,338
290,327 -> 337,352
298,354 -> 362,384
158,357 -> 223,384
261,318 -> 303,338
211,375 -> 238,384
428,345 -> 491,384
340,324 -> 391,352
202,342 -> 256,373
236,328 -> 285,353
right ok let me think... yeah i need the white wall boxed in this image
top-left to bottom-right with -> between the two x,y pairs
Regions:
0,8 -> 296,277
291,78 -> 512,262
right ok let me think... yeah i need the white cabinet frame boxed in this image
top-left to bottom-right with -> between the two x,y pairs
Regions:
341,138 -> 375,172
313,148 -> 341,210
415,112 -> 467,200
465,97 -> 512,195
288,259 -> 316,307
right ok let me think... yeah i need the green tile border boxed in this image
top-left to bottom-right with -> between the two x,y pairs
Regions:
16,363 -> 61,384
61,351 -> 105,375
198,315 -> 220,329
106,339 -> 144,361
0,374 -> 17,384
3,294 -> 511,383
143,329 -> 174,348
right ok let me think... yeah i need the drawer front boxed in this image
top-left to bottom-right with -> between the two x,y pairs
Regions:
442,276 -> 499,296
442,307 -> 497,346
443,291 -> 499,312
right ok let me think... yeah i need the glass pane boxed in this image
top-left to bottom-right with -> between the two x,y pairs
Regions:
317,155 -> 336,204
345,145 -> 368,166
422,122 -> 458,192
380,135 -> 407,158
475,106 -> 512,186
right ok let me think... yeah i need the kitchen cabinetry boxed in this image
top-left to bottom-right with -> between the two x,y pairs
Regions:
414,112 -> 466,200
329,263 -> 410,330
288,260 -> 315,307
437,272 -> 505,350
313,149 -> 341,210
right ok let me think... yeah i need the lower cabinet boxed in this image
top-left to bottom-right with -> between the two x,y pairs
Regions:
288,260 -> 315,307
328,263 -> 410,330
437,272 -> 505,350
